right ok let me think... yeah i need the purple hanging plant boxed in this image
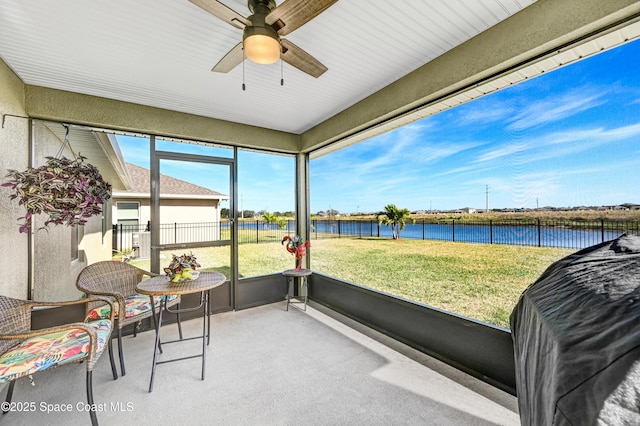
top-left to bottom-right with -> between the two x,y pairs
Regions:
2,155 -> 112,233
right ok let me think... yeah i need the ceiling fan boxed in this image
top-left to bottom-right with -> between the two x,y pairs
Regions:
189,0 -> 337,78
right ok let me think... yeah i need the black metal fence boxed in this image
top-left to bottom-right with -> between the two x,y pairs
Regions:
310,218 -> 640,250
113,218 -> 640,253
113,222 -> 230,254
237,220 -> 296,245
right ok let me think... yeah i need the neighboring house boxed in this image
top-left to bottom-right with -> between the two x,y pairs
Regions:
111,163 -> 228,253
460,207 -> 477,214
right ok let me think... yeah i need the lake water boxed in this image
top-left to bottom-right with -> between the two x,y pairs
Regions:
310,220 -> 627,250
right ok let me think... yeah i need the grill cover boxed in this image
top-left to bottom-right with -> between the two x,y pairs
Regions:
510,234 -> 640,425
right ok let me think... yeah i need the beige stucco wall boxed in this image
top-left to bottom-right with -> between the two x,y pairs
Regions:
112,197 -> 220,226
0,59 -> 29,299
0,68 -> 112,301
155,199 -> 220,224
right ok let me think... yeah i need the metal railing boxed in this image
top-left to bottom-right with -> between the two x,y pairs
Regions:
113,218 -> 640,253
310,218 -> 640,250
113,221 -> 229,253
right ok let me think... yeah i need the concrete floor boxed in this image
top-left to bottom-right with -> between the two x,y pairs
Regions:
1,301 -> 520,425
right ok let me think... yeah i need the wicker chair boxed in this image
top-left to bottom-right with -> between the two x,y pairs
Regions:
0,295 -> 117,426
76,261 -> 181,376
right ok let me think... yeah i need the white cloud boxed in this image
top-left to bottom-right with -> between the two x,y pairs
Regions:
473,142 -> 532,163
457,102 -> 513,125
506,90 -> 607,131
517,122 -> 640,164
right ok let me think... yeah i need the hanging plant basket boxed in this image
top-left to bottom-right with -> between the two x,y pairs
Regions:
2,155 -> 112,233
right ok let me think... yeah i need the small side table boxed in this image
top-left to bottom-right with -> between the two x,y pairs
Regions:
283,269 -> 312,311
136,271 -> 226,392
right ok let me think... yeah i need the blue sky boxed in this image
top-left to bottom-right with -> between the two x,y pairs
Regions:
116,136 -> 296,213
311,38 -> 640,213
117,38 -> 640,214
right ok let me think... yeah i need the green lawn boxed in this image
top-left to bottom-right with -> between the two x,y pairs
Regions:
309,238 -> 573,328
130,237 -> 573,329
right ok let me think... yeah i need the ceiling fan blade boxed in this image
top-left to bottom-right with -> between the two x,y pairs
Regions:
267,0 -> 337,36
212,42 -> 244,73
189,0 -> 250,29
280,39 -> 327,78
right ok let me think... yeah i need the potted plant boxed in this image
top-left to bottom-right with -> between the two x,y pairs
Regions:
164,252 -> 201,282
2,155 -> 112,233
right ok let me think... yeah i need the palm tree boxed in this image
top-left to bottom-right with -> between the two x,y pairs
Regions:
262,211 -> 287,229
377,204 -> 413,240
262,211 -> 277,224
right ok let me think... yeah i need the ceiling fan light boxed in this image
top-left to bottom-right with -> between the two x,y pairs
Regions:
243,26 -> 280,65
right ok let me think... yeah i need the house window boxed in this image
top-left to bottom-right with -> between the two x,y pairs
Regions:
116,202 -> 140,228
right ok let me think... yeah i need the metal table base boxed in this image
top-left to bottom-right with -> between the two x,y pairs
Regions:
135,272 -> 226,393
283,269 -> 312,311
148,291 -> 210,392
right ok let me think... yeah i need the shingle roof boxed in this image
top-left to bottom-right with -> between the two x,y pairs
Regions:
118,163 -> 226,197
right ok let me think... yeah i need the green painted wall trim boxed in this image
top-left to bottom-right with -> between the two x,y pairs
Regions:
0,58 -> 25,114
300,0 -> 640,153
24,85 -> 300,153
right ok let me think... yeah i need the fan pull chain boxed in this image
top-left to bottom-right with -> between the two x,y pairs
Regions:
281,59 -> 284,86
242,50 -> 246,91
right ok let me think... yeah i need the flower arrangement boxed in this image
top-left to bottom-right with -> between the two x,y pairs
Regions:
282,235 -> 310,271
2,155 -> 111,233
164,252 -> 201,282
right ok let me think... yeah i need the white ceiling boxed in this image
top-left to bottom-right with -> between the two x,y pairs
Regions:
0,0 -> 537,135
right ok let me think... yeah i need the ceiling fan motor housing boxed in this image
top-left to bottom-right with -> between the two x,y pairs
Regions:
243,0 -> 281,64
248,0 -> 276,14
244,0 -> 279,42
193,0 -> 335,77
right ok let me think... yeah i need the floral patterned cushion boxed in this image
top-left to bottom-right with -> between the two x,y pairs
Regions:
0,319 -> 112,384
86,294 -> 177,321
